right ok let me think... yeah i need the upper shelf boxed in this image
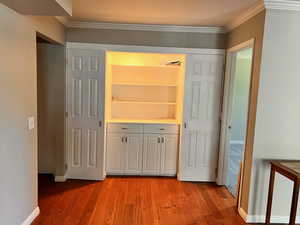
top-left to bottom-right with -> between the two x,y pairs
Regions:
111,64 -> 180,86
111,64 -> 181,69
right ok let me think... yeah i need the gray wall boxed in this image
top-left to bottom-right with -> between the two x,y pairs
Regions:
37,43 -> 65,176
226,10 -> 266,212
248,8 -> 300,222
67,28 -> 226,49
0,3 -> 65,225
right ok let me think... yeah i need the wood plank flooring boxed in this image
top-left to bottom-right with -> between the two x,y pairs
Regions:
33,175 -> 249,225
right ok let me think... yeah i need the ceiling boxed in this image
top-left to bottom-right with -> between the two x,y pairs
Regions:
70,0 -> 259,27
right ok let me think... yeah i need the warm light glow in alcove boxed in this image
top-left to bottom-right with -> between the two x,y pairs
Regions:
105,51 -> 186,124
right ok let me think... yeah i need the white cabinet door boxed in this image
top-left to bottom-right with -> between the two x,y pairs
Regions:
67,49 -> 105,180
124,134 -> 143,175
160,135 -> 178,176
106,134 -> 124,174
180,54 -> 224,181
142,134 -> 161,175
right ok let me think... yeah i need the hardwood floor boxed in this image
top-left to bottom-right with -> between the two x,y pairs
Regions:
33,175 -> 249,225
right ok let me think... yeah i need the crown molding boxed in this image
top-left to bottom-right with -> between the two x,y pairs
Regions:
226,0 -> 300,31
264,0 -> 300,10
55,16 -> 69,26
65,20 -> 225,34
225,0 -> 265,31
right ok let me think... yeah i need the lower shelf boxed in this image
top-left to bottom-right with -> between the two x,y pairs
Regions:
108,119 -> 179,124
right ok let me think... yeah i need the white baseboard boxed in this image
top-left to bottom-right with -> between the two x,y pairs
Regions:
238,207 -> 248,221
238,208 -> 300,224
247,215 -> 300,224
21,207 -> 40,225
55,175 -> 67,182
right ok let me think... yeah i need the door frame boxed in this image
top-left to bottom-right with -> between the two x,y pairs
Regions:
65,42 -> 225,180
217,39 -> 255,186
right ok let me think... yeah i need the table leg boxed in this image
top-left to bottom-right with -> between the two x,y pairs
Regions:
289,179 -> 300,225
265,166 -> 275,225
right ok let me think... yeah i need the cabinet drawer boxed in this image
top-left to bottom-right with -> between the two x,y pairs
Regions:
144,124 -> 179,134
107,123 -> 143,133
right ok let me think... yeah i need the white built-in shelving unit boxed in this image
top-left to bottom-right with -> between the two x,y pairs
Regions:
105,52 -> 185,124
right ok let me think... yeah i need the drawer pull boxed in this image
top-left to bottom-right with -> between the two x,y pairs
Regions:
161,137 -> 164,143
158,137 -> 160,143
159,128 -> 165,130
121,128 -> 128,130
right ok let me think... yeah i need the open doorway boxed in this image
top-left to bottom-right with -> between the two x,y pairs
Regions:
218,40 -> 254,198
36,33 -> 66,182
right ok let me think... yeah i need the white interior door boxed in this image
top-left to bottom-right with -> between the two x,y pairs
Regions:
67,48 -> 105,180
179,54 -> 224,181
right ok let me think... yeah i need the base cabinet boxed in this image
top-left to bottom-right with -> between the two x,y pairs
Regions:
142,134 -> 161,175
106,134 -> 124,174
160,135 -> 178,175
106,123 -> 179,176
106,133 -> 143,175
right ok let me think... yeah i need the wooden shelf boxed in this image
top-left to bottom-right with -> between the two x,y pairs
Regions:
108,119 -> 179,124
112,100 -> 176,105
112,82 -> 177,87
111,64 -> 180,69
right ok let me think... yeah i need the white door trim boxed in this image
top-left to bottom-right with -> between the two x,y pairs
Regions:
65,42 -> 224,181
66,42 -> 225,55
217,38 -> 255,185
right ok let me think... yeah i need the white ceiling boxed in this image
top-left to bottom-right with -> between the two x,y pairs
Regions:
70,0 -> 260,27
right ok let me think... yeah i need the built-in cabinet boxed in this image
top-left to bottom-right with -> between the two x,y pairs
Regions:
106,133 -> 143,174
142,134 -> 178,175
66,45 -> 225,182
106,123 -> 179,176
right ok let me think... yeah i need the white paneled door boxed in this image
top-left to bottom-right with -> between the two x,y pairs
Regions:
180,54 -> 224,181
67,49 -> 105,180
